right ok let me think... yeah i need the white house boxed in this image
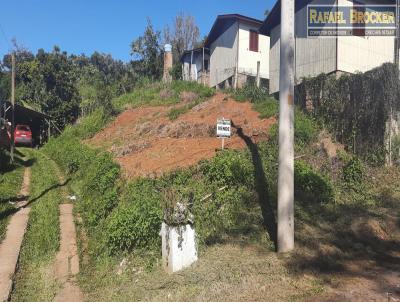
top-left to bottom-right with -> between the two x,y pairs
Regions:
182,14 -> 270,89
205,14 -> 270,88
260,0 -> 396,94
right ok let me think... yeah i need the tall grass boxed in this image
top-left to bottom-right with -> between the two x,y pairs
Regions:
231,85 -> 278,119
112,81 -> 214,111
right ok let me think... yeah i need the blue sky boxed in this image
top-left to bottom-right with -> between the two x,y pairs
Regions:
0,0 -> 275,62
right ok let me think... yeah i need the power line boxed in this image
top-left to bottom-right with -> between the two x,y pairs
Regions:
0,22 -> 12,50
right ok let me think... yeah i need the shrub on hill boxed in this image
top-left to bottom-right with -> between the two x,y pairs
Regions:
112,81 -> 214,111
231,84 -> 279,119
295,160 -> 334,204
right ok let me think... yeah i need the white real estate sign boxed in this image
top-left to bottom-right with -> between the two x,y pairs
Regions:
216,118 -> 231,138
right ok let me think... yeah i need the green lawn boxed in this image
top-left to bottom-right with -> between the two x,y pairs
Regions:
0,148 -> 29,242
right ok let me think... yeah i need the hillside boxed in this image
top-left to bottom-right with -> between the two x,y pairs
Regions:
2,81 -> 399,301
87,92 -> 275,178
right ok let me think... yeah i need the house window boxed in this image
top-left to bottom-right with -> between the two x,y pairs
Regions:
249,30 -> 259,52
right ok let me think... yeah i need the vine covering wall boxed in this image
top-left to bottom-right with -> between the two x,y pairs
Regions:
296,63 -> 400,165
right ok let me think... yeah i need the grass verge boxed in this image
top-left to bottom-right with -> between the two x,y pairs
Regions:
11,149 -> 62,302
0,148 -> 29,242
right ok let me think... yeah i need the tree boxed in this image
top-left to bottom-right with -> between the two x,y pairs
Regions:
164,13 -> 200,62
130,18 -> 163,80
3,46 -> 80,128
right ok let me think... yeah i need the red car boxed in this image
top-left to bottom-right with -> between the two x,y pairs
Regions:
14,124 -> 33,147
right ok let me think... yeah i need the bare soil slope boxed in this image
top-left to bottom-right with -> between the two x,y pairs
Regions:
87,93 -> 275,178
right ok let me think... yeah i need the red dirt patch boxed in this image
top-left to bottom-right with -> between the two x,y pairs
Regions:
86,92 -> 276,179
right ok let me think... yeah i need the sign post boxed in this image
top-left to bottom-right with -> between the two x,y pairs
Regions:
216,118 -> 231,150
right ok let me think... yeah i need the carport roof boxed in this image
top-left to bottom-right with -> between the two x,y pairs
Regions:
2,101 -> 51,124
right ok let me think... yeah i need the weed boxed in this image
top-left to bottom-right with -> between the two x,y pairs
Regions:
168,106 -> 188,120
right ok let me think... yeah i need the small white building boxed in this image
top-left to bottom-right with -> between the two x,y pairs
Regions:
181,48 -> 210,85
184,14 -> 268,89
260,0 -> 396,94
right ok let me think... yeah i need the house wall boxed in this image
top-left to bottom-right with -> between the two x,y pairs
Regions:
337,0 -> 394,73
269,0 -> 337,94
209,21 -> 238,87
237,22 -> 270,79
269,0 -> 396,94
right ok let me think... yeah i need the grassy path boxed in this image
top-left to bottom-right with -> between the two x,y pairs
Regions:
0,149 -> 30,242
11,149 -> 63,302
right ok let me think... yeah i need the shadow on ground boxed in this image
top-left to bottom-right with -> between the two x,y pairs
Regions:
287,187 -> 400,300
22,178 -> 71,208
233,122 -> 278,249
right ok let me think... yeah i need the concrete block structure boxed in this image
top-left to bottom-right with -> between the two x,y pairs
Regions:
160,222 -> 198,274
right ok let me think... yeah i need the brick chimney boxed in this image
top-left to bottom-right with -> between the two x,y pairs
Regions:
163,44 -> 173,83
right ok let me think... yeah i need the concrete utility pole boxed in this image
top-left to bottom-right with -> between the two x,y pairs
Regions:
396,0 -> 399,69
277,0 -> 295,253
10,53 -> 15,164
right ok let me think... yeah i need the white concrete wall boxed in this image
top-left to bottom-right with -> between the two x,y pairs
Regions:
337,36 -> 394,73
237,23 -> 270,79
182,61 -> 190,81
337,0 -> 394,73
209,21 -> 238,87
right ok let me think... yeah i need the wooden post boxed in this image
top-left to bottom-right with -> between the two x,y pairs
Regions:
190,50 -> 194,81
202,47 -> 205,85
256,61 -> 261,88
10,53 -> 15,164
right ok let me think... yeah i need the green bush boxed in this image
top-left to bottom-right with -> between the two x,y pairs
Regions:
105,179 -> 162,253
252,99 -> 279,119
266,108 -> 318,147
232,85 -> 269,103
295,161 -> 334,203
79,152 -> 120,228
72,107 -> 111,139
342,157 -> 364,186
200,150 -> 254,188
295,109 -> 318,146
